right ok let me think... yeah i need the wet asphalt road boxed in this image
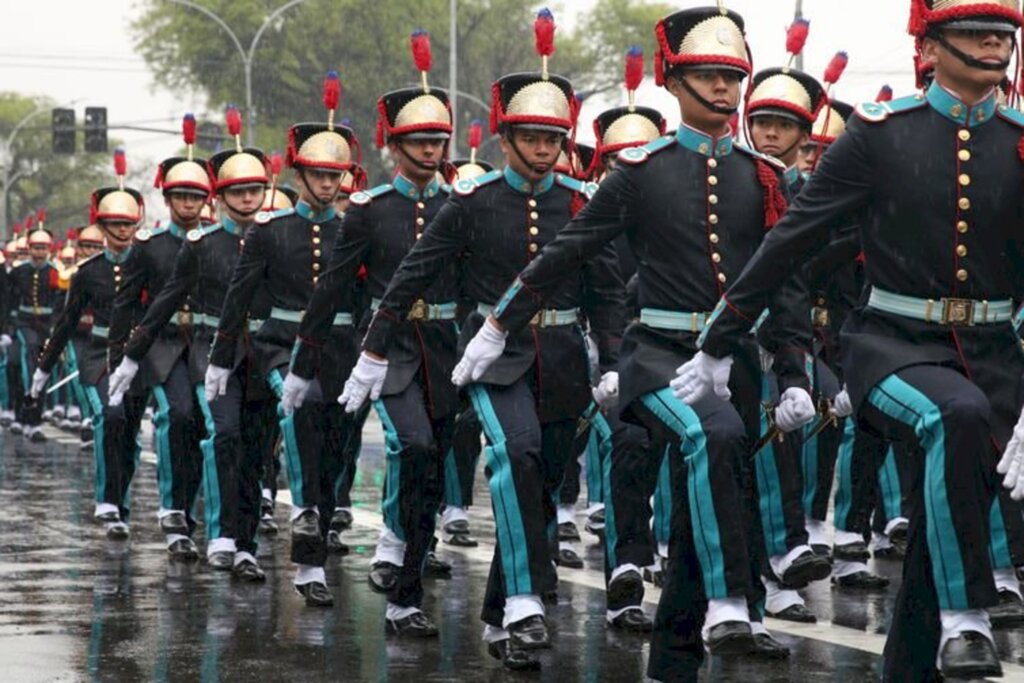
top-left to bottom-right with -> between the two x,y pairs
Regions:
2,419 -> 1024,682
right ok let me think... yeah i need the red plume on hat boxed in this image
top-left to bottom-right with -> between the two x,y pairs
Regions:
876,85 -> 893,103
785,18 -> 810,68
323,70 -> 341,129
625,46 -> 644,109
113,147 -> 127,190
411,30 -> 433,92
67,227 -> 79,243
535,8 -> 556,78
467,119 -> 483,163
12,222 -> 21,236
270,151 -> 283,179
24,215 -> 33,232
225,105 -> 242,152
36,208 -> 46,231
824,52 -> 848,89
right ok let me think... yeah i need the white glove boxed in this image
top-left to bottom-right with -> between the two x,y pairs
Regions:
30,368 -> 50,399
670,351 -> 734,405
997,406 -> 1024,500
280,371 -> 313,416
0,334 -> 12,348
774,387 -> 816,432
833,386 -> 853,418
451,319 -> 508,387
338,352 -> 388,413
108,357 -> 139,407
204,364 -> 232,404
592,371 -> 619,408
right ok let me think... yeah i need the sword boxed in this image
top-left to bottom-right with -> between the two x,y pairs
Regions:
46,370 -> 80,394
575,400 -> 602,439
751,401 -> 784,457
803,397 -> 840,441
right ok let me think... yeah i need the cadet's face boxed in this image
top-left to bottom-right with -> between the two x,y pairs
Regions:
392,138 -> 445,184
79,243 -> 103,258
501,129 -> 563,181
670,69 -> 742,131
29,244 -> 48,262
924,29 -> 1014,92
221,186 -> 266,221
100,220 -> 136,249
166,191 -> 206,223
750,115 -> 809,165
798,142 -> 823,172
300,168 -> 343,206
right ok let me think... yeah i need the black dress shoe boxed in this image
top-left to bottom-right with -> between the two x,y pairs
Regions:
80,426 -> 93,443
29,429 -> 46,443
167,538 -> 199,561
832,571 -> 890,590
487,638 -> 541,671
508,615 -> 550,651
555,548 -> 583,569
368,561 -> 399,593
423,551 -> 452,578
608,608 -> 653,632
779,552 -> 832,589
232,559 -> 266,583
160,512 -> 189,536
752,632 -> 790,660
443,521 -> 479,547
385,611 -> 439,638
873,545 -> 905,560
295,581 -> 334,607
208,551 -> 234,571
767,604 -> 817,623
811,544 -> 832,558
326,530 -> 349,555
291,510 -> 320,539
541,590 -> 559,605
989,589 -> 1024,629
608,569 -> 645,609
833,540 -> 871,562
557,521 -> 580,542
94,510 -> 120,524
105,522 -> 130,540
938,631 -> 1002,679
705,621 -> 755,656
888,520 -> 909,553
330,508 -> 353,532
643,567 -> 665,588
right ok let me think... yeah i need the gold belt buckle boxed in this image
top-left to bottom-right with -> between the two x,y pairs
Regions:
811,306 -> 830,327
530,310 -> 556,327
940,297 -> 974,326
408,299 -> 428,322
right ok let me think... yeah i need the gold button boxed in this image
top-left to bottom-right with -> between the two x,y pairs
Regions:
950,104 -> 963,118
709,194 -> 719,205
717,273 -> 727,283
313,276 -> 318,285
530,211 -> 539,220
416,202 -> 425,210
959,174 -> 970,187
114,276 -> 121,283
312,224 -> 321,233
958,129 -> 971,141
956,244 -> 967,257
313,237 -> 321,245
958,150 -> 971,162
709,233 -> 720,244
699,143 -> 709,154
707,158 -> 718,169
313,263 -> 321,271
959,197 -> 971,210
956,269 -> 968,282
416,217 -> 425,226
709,214 -> 719,225
957,221 -> 969,234
416,233 -> 422,239
313,249 -> 321,257
528,199 -> 537,208
529,243 -> 539,253
529,227 -> 539,236
708,175 -> 719,186
712,253 -> 722,263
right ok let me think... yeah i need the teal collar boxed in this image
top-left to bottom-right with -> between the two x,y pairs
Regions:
503,166 -> 554,195
104,246 -> 131,264
221,215 -> 243,236
675,123 -> 734,157
784,166 -> 807,189
926,81 -> 997,128
393,173 -> 442,201
166,221 -> 186,239
295,200 -> 336,223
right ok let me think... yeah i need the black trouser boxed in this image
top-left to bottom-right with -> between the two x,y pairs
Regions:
152,356 -> 203,530
85,374 -> 146,522
803,357 -> 843,521
468,379 -> 577,628
333,402 -> 370,509
11,325 -> 44,428
254,404 -> 281,504
375,379 -> 452,608
442,404 -> 482,510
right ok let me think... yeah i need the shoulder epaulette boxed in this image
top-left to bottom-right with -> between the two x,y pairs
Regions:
618,135 -> 677,165
553,174 -> 598,199
135,227 -> 155,242
254,207 -> 294,225
187,223 -> 223,242
735,144 -> 786,170
997,104 -> 1024,128
854,93 -> 925,123
454,169 -> 502,196
350,184 -> 395,206
440,183 -> 452,194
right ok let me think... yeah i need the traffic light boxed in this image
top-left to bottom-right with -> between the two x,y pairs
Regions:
84,107 -> 108,153
52,108 -> 75,154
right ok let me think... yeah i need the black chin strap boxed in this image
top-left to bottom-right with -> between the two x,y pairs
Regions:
935,32 -> 1014,72
505,132 -> 554,177
295,169 -> 337,209
221,193 -> 261,219
678,76 -> 740,115
396,140 -> 442,174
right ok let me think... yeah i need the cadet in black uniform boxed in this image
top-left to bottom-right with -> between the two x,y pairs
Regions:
679,3 -> 1024,678
206,74 -> 366,608
285,33 -> 458,636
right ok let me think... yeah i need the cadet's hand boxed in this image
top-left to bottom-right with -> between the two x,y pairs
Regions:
997,406 -> 1024,500
671,351 -> 734,404
108,357 -> 139,407
30,368 -> 50,399
451,318 -> 507,387
338,352 -> 388,413
774,388 -> 816,432
280,372 -> 313,415
204,365 -> 231,404
0,334 -> 12,349
833,386 -> 854,418
592,371 -> 619,409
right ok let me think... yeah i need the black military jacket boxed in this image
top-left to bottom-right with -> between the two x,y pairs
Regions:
5,260 -> 62,336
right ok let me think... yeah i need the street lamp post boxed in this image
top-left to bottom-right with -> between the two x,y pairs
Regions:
1,164 -> 38,238
164,0 -> 308,146
0,105 -> 55,238
794,0 -> 805,71
449,0 -> 458,158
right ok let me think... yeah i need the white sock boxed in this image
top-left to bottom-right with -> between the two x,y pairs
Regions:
585,502 -> 604,517
207,537 -> 236,556
938,609 -> 992,668
502,595 -> 544,629
871,531 -> 893,550
834,529 -> 863,546
441,506 -> 468,527
610,563 -> 642,583
832,559 -> 868,578
805,517 -> 829,547
993,567 -> 1022,598
233,551 -> 256,567
165,534 -> 189,547
884,517 -> 908,536
482,624 -> 509,643
768,544 -> 813,578
386,603 -> 421,621
94,503 -> 119,518
289,505 -> 316,522
750,621 -> 769,636
294,564 -> 326,586
657,542 -> 669,560
157,507 -> 184,520
764,578 -> 805,614
262,488 -> 273,501
373,528 -> 406,566
704,596 -> 749,630
557,505 -> 575,525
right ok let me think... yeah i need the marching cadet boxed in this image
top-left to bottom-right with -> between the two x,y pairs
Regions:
342,10 -> 623,669
283,31 -> 459,636
109,117 -> 208,554
6,210 -> 63,443
33,151 -> 145,539
109,113 -> 271,579
205,73 -> 366,608
677,1 -> 1024,678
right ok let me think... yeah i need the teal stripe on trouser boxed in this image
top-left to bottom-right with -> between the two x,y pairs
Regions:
601,429 -> 619,568
442,447 -> 462,508
868,374 -> 968,609
653,444 -> 672,547
878,446 -> 902,522
267,369 -> 306,508
15,329 -> 29,393
373,399 -> 406,541
989,497 -> 1013,570
754,376 -> 789,556
84,386 -> 106,503
639,388 -> 727,599
468,384 -> 532,596
801,417 -> 821,516
151,386 -> 175,511
125,436 -> 142,513
585,412 -> 613,504
832,419 -> 857,531
195,385 -> 223,539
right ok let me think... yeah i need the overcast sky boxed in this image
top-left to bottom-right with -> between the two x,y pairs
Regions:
1,0 -> 918,221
